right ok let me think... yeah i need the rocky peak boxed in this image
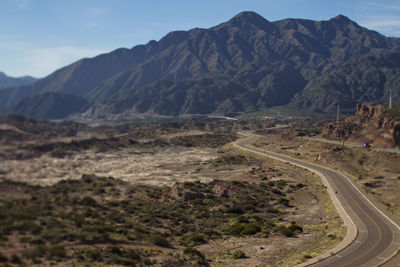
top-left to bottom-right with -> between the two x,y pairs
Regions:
224,11 -> 276,32
329,14 -> 354,25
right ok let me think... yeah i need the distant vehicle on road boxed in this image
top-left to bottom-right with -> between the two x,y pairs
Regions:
362,142 -> 371,148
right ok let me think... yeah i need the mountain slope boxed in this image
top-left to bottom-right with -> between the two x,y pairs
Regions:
289,51 -> 400,113
0,72 -> 37,90
84,62 -> 305,117
1,92 -> 88,120
1,12 -> 400,118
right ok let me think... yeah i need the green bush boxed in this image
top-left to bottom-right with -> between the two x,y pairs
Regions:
183,247 -> 205,259
232,250 -> 246,259
182,232 -> 205,246
287,222 -> 303,233
49,246 -> 66,258
279,227 -> 294,237
228,223 -> 245,235
240,223 -> 261,235
228,223 -> 261,236
149,233 -> 171,248
86,248 -> 101,261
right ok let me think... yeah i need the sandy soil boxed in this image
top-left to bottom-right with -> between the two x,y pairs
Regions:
0,147 -> 218,186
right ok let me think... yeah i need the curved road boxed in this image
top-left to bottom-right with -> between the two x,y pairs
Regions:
234,135 -> 400,267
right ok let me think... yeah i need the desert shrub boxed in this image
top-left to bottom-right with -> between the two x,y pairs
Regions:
30,237 -> 45,244
108,245 -> 122,255
275,180 -> 287,188
240,223 -> 261,235
272,188 -> 283,195
23,245 -> 47,260
49,246 -> 66,259
226,206 -> 244,214
86,248 -> 101,261
202,228 -> 221,239
183,247 -> 205,259
149,233 -> 170,248
232,250 -> 246,259
10,254 -> 21,264
328,234 -> 337,240
278,225 -> 295,237
287,222 -> 303,233
211,155 -> 248,166
278,198 -> 290,206
0,252 -> 7,262
363,181 -> 382,188
228,222 -> 261,236
181,232 -> 205,246
228,223 -> 245,235
80,196 -> 97,207
266,207 -> 279,213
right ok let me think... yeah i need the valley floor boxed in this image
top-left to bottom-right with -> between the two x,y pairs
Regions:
0,118 -> 346,266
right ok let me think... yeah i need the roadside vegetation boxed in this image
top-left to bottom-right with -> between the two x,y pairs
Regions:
0,116 -> 345,266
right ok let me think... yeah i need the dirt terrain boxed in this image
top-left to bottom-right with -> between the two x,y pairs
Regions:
0,116 -> 344,266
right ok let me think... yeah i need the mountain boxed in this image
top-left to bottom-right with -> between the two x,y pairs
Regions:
1,92 -> 88,120
1,12 -> 400,119
0,72 -> 37,90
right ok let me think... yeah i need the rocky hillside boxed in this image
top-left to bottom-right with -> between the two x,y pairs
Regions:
322,103 -> 400,148
289,51 -> 400,113
1,12 -> 400,119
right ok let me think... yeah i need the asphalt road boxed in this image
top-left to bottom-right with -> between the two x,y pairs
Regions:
234,135 -> 400,267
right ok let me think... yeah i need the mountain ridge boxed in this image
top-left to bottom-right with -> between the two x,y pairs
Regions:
1,12 -> 400,119
0,72 -> 37,90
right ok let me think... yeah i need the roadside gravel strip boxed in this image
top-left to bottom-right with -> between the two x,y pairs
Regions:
233,134 -> 400,267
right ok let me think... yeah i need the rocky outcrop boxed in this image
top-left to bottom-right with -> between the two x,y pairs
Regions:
322,103 -> 400,148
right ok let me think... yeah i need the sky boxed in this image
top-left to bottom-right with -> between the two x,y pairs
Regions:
1,0 -> 400,78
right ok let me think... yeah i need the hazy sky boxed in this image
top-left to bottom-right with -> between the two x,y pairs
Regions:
1,0 -> 400,78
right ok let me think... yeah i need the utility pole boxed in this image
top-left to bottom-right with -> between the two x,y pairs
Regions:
336,104 -> 340,123
389,88 -> 393,109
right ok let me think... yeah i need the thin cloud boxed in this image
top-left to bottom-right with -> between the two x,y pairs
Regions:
362,2 -> 400,11
347,1 -> 400,36
361,17 -> 400,28
359,14 -> 400,36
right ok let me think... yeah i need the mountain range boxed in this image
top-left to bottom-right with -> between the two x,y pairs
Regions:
0,72 -> 37,90
1,12 -> 399,120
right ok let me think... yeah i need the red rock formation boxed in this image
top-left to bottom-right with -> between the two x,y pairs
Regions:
322,103 -> 400,148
